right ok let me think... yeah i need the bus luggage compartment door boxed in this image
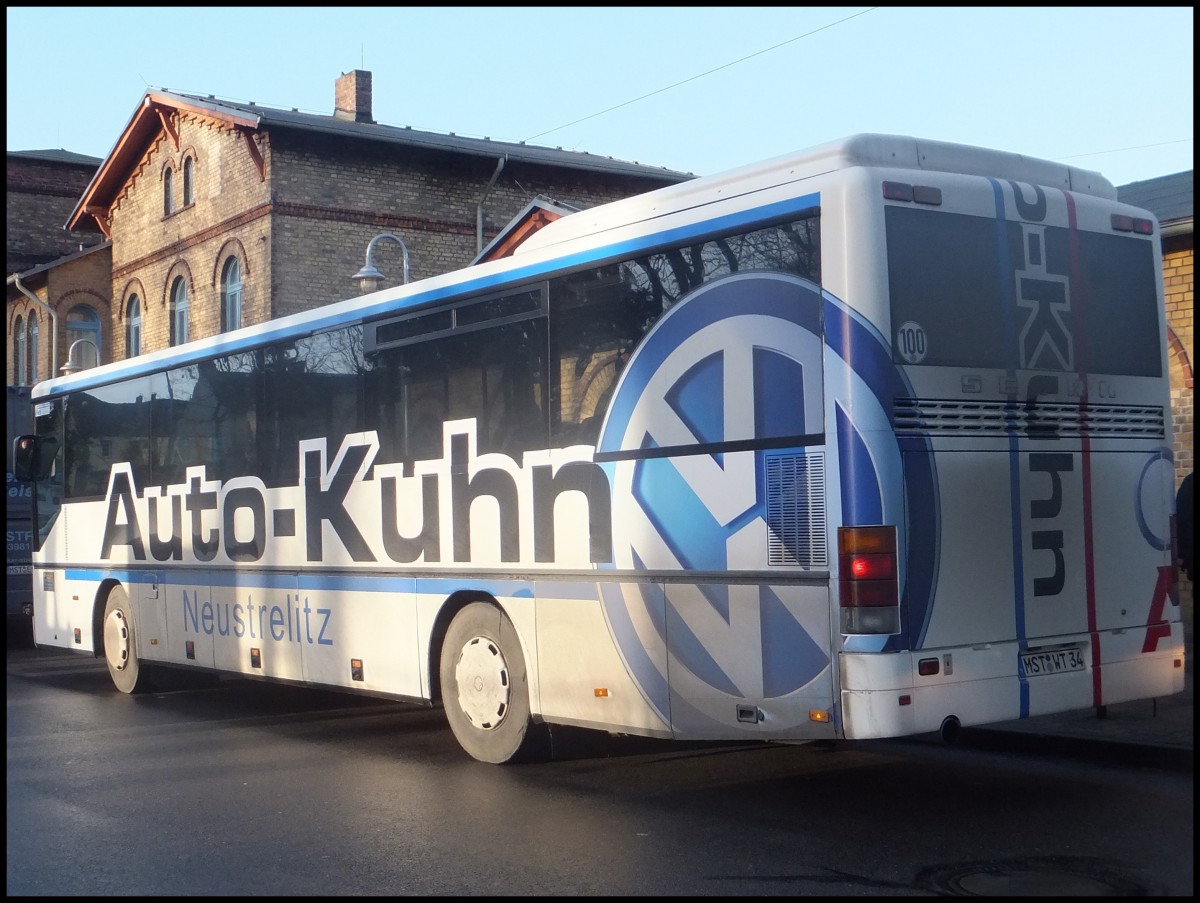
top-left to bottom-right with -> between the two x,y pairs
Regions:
663,580 -> 834,740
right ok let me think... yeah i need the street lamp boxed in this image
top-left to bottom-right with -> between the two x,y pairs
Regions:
352,232 -> 410,294
60,338 -> 98,375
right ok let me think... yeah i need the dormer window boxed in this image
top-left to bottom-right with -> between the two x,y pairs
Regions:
164,167 -> 175,215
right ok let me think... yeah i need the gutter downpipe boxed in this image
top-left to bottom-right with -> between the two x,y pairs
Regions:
477,155 -> 507,255
7,273 -> 58,382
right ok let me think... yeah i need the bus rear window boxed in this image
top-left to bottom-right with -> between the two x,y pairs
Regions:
886,206 -> 1162,377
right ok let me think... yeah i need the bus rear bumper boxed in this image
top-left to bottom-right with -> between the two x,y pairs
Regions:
838,623 -> 1186,740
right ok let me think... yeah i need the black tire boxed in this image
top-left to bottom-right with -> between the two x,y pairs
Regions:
440,601 -> 542,764
101,586 -> 154,694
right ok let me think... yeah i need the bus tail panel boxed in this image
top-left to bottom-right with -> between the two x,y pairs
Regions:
838,622 -> 1185,740
911,443 -> 1178,651
903,436 -> 1182,713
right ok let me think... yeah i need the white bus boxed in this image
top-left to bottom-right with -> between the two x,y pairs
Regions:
14,133 -> 1185,763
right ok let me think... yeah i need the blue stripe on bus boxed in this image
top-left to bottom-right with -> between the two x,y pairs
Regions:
990,178 -> 1030,718
64,569 -> 604,601
36,193 -> 821,401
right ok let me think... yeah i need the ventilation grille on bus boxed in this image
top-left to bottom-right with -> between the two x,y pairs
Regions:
893,398 -> 1165,439
766,452 -> 827,567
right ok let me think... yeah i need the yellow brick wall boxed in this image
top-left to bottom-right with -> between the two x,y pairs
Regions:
1164,243 -> 1193,485
1161,240 -> 1193,633
7,246 -> 113,382
108,115 -> 272,357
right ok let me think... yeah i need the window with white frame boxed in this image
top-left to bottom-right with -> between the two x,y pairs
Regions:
14,314 -> 26,385
28,314 -> 38,383
221,257 -> 242,331
66,305 -> 101,369
170,277 -> 189,346
183,156 -> 194,207
127,294 -> 142,356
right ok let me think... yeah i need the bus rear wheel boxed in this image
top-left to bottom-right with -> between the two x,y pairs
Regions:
440,602 -> 543,764
102,586 -> 154,694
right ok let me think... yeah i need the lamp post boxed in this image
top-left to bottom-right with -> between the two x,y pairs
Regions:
60,338 -> 98,375
352,232 -> 411,294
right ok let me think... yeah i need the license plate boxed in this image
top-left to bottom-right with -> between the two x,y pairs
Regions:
1020,646 -> 1085,677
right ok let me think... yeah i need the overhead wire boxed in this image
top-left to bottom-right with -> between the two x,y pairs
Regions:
1058,137 -> 1192,162
522,8 -> 878,144
519,8 -> 1190,172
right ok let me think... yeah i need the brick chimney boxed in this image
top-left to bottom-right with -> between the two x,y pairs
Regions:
334,70 -> 373,123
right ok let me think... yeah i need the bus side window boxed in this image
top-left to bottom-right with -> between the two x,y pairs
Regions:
549,265 -> 650,447
453,319 -> 547,460
64,383 -> 152,501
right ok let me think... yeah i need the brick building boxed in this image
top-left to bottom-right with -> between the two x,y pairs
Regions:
6,70 -> 690,380
6,149 -> 104,275
1118,170 -> 1194,491
6,150 -> 111,385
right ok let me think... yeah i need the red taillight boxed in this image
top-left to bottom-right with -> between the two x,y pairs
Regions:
839,526 -> 899,634
1111,213 -> 1155,234
848,553 -> 895,581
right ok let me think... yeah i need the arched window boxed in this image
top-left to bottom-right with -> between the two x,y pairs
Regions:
170,277 -> 189,346
221,257 -> 243,331
164,167 -> 174,215
14,314 -> 26,385
126,295 -> 142,357
183,156 -> 194,207
28,314 -> 39,383
66,305 -> 101,369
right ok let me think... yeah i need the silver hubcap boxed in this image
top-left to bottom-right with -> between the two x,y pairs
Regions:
454,636 -> 510,730
104,609 -> 130,672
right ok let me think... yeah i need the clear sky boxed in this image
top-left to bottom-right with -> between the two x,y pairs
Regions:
6,6 -> 1193,188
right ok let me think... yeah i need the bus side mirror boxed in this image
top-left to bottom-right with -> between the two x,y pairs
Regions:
13,434 -> 58,482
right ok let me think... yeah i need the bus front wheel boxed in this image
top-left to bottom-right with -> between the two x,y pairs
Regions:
102,586 -> 154,694
440,602 -> 543,764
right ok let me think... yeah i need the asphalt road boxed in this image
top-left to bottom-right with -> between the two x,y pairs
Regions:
7,637 -> 1193,896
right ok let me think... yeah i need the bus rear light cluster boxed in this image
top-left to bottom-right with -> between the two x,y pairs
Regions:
882,181 -> 943,205
839,526 -> 899,635
1111,213 -> 1154,234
